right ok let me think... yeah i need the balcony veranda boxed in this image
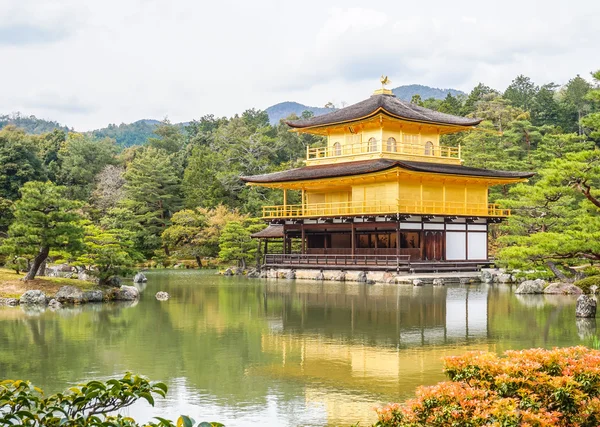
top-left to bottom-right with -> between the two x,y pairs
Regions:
306,139 -> 461,166
262,200 -> 510,219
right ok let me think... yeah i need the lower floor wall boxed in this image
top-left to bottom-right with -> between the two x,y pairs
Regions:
281,215 -> 490,262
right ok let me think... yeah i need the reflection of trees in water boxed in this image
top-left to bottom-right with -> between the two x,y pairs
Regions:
487,285 -> 583,350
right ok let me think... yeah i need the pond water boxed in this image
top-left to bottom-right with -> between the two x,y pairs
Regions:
0,271 -> 595,426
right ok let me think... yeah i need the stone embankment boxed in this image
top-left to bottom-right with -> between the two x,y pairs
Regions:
0,272 -> 148,309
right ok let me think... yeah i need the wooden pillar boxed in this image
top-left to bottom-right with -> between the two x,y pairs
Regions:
396,221 -> 401,256
283,189 -> 287,215
351,222 -> 356,256
282,227 -> 287,254
301,188 -> 305,216
301,224 -> 306,254
264,239 -> 269,255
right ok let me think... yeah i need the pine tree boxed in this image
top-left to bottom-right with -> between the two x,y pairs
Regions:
0,181 -> 84,280
121,147 -> 182,257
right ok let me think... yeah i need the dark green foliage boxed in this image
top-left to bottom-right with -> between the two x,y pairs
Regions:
0,181 -> 84,280
573,276 -> 600,294
0,373 -> 223,426
91,119 -> 165,148
121,147 -> 182,257
0,127 -> 46,201
0,113 -> 69,134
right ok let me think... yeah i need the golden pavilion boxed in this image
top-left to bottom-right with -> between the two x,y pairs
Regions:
242,83 -> 533,272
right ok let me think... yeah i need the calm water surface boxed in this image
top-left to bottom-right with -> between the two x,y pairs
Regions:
0,271 -> 595,426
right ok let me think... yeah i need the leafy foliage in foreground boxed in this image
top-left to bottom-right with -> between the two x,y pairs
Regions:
0,373 -> 223,427
375,347 -> 600,427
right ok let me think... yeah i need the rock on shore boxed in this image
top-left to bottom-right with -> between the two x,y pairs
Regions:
113,285 -> 140,301
55,286 -> 84,304
19,290 -> 47,305
543,282 -> 583,295
514,279 -> 547,294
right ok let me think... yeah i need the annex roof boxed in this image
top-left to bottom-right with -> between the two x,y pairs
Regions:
241,159 -> 534,184
285,93 -> 482,129
251,224 -> 284,239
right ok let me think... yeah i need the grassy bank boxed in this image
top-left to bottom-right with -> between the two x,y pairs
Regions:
0,268 -> 98,299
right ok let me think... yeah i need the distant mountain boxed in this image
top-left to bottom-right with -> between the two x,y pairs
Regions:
392,84 -> 465,101
2,85 -> 466,147
265,102 -> 335,125
91,120 -> 164,147
0,113 -> 70,134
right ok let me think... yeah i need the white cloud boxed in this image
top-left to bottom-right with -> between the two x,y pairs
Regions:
0,0 -> 598,130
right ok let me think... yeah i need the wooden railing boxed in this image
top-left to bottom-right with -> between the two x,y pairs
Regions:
307,139 -> 460,161
262,200 -> 510,219
264,254 -> 411,268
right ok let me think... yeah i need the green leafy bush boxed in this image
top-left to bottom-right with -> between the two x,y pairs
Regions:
375,347 -> 600,427
0,373 -> 223,426
582,266 -> 600,277
574,276 -> 600,294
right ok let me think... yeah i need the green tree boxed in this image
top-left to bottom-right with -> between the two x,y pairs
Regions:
147,119 -> 185,155
182,146 -> 228,208
0,181 -> 84,280
218,218 -> 263,268
498,151 -> 600,278
121,147 -> 182,257
581,70 -> 600,140
562,74 -> 593,135
410,94 -> 424,106
504,75 -> 538,112
531,83 -> 560,127
161,208 -> 207,267
461,83 -> 498,116
74,224 -> 142,286
56,133 -> 118,200
0,126 -> 46,201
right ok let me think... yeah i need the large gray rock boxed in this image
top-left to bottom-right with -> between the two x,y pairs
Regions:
77,270 -> 94,281
285,270 -> 296,280
19,290 -> 47,305
459,277 -> 473,285
315,271 -> 325,281
432,278 -> 445,286
55,286 -> 84,304
514,279 -> 546,294
155,291 -> 170,301
105,276 -> 122,287
223,268 -> 234,276
498,273 -> 513,284
357,271 -> 368,283
246,268 -> 260,278
48,299 -> 62,310
576,295 -> 597,318
133,272 -> 148,283
413,279 -> 424,287
0,297 -> 18,306
332,271 -> 346,282
113,285 -> 140,301
83,290 -> 104,302
544,282 -> 583,295
480,270 -> 493,284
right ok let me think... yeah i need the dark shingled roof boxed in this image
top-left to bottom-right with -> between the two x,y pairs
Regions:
241,159 -> 534,183
286,93 -> 482,128
251,224 -> 284,239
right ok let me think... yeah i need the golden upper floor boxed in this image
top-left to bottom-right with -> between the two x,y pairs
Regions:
286,90 -> 481,166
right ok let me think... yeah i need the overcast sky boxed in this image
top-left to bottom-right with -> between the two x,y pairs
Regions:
1,0 -> 599,131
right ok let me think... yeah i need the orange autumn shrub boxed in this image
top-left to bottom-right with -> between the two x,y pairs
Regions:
375,346 -> 600,427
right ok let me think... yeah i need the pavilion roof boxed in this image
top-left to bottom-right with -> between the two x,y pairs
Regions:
241,159 -> 535,184
286,93 -> 482,129
251,224 -> 284,239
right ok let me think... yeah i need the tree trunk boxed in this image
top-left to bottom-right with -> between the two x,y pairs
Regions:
195,256 -> 202,269
24,246 -> 50,281
546,261 -> 570,282
36,259 -> 47,277
240,258 -> 246,270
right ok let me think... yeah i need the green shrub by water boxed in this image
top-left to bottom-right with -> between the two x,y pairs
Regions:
0,373 -> 223,427
574,276 -> 600,294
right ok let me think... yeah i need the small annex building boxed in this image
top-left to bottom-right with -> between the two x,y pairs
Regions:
242,84 -> 533,272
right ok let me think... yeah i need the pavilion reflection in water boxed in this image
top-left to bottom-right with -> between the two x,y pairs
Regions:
255,282 -> 494,425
